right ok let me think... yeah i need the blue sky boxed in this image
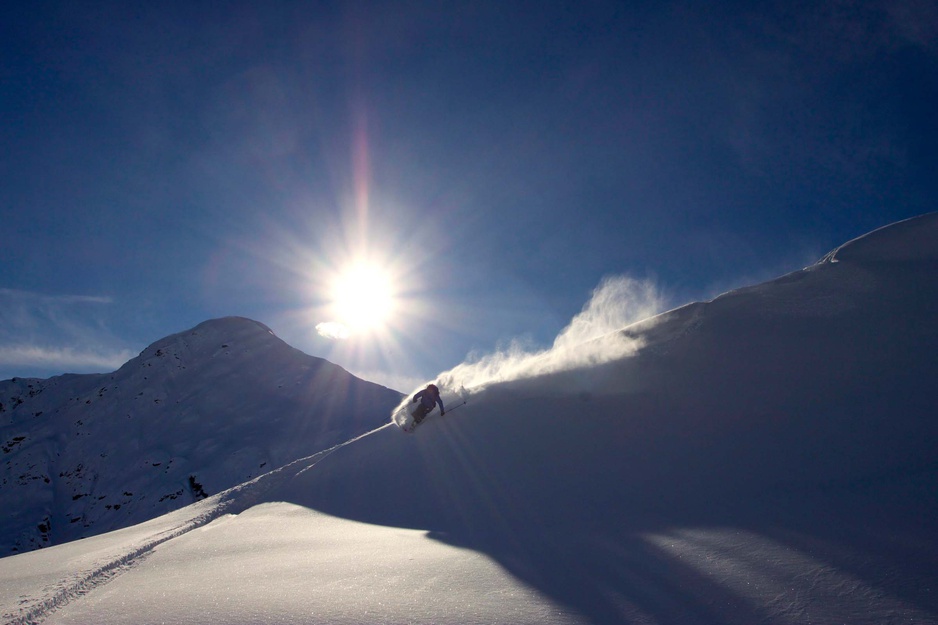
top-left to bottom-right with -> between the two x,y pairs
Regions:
2,1 -> 936,390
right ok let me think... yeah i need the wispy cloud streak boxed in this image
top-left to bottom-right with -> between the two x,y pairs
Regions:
0,288 -> 133,378
0,289 -> 113,303
0,345 -> 135,371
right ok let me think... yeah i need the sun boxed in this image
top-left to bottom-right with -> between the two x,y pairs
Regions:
328,262 -> 397,334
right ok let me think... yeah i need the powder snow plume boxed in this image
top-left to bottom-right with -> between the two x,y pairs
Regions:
393,276 -> 666,423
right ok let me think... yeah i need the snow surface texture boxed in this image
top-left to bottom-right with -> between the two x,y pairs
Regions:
2,213 -> 937,624
0,317 -> 402,554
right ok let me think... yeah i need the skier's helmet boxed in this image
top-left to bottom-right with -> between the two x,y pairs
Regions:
427,383 -> 439,395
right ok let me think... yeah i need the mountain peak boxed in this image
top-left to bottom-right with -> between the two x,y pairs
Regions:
122,316 -> 295,377
0,317 -> 402,554
140,316 -> 277,353
192,316 -> 277,335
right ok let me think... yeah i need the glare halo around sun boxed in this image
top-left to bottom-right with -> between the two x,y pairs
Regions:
328,262 -> 397,335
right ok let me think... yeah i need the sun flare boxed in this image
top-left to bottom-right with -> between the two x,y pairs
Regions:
328,262 -> 397,334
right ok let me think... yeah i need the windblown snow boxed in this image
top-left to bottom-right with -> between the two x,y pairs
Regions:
2,213 -> 937,625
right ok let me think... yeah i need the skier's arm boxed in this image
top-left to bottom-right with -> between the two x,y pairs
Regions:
413,389 -> 424,403
438,397 -> 445,415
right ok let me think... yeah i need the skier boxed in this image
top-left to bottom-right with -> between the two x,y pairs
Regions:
411,383 -> 445,425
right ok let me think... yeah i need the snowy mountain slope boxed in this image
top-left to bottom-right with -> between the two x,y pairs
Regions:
265,212 -> 938,622
1,213 -> 936,625
2,437 -> 585,625
0,317 -> 403,555
297,212 -> 938,521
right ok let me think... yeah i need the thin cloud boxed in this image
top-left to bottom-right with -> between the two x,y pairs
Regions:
886,0 -> 938,49
0,288 -> 114,305
0,288 -> 133,378
0,345 -> 135,372
316,322 -> 350,340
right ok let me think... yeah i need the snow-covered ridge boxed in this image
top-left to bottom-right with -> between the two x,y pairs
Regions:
819,211 -> 938,264
0,317 -> 402,555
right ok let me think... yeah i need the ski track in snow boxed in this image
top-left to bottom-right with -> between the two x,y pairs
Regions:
3,423 -> 393,625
